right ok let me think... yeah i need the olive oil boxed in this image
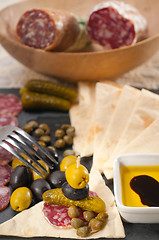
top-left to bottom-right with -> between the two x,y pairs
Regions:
121,165 -> 159,207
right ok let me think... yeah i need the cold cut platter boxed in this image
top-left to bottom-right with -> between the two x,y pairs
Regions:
0,87 -> 159,240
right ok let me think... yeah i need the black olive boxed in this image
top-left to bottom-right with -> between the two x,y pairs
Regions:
80,155 -> 93,173
31,179 -> 51,201
47,170 -> 66,188
62,182 -> 89,200
10,165 -> 32,189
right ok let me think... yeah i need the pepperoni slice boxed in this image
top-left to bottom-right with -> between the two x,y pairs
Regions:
0,164 -> 12,186
0,186 -> 11,211
0,94 -> 22,116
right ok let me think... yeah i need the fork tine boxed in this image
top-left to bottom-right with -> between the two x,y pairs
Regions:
11,132 -> 54,169
5,136 -> 48,174
1,141 -> 44,177
15,128 -> 58,164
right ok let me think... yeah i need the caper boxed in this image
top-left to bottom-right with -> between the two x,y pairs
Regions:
71,218 -> 84,229
96,212 -> 108,223
54,139 -> 65,149
39,123 -> 50,135
68,206 -> 80,218
66,126 -> 75,137
23,124 -> 33,134
89,218 -> 104,232
55,129 -> 65,139
76,226 -> 90,237
27,120 -> 38,129
63,149 -> 75,157
37,141 -> 46,148
34,128 -> 45,137
83,211 -> 95,222
63,135 -> 73,146
61,124 -> 70,131
39,135 -> 51,145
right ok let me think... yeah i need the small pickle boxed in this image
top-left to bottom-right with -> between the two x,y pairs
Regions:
25,79 -> 78,101
42,188 -> 106,213
21,91 -> 71,111
39,123 -> 50,135
63,135 -> 73,146
63,149 -> 75,157
89,218 -> 104,232
39,135 -> 51,145
66,126 -> 75,137
34,128 -> 45,137
96,212 -> 108,222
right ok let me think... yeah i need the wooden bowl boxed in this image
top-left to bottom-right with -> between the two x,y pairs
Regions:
0,0 -> 159,82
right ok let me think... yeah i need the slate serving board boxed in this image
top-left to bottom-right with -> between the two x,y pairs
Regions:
0,88 -> 159,240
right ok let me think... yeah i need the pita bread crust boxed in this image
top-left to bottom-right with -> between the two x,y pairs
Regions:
0,171 -> 125,238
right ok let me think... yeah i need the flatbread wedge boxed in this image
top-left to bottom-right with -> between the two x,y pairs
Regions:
0,171 -> 125,239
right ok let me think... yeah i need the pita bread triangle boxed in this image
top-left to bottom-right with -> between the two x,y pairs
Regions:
0,171 -> 125,238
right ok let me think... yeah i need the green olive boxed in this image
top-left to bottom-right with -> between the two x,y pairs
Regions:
10,187 -> 32,212
34,128 -> 45,137
39,123 -> 50,135
66,126 -> 75,137
76,226 -> 90,237
63,135 -> 73,146
32,160 -> 50,180
39,135 -> 51,145
68,206 -> 80,218
89,218 -> 104,232
55,129 -> 65,139
96,212 -> 108,223
71,218 -> 84,229
54,139 -> 65,149
83,211 -> 95,222
63,149 -> 75,157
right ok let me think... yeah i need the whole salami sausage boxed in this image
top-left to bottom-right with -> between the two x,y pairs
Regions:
86,1 -> 148,49
16,9 -> 89,52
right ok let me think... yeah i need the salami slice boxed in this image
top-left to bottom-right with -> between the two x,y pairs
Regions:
16,9 -> 80,51
0,147 -> 13,163
86,1 -> 147,49
0,115 -> 18,127
0,94 -> 22,116
0,164 -> 12,186
0,186 -> 11,211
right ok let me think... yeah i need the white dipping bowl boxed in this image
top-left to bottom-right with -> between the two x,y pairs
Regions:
113,153 -> 159,223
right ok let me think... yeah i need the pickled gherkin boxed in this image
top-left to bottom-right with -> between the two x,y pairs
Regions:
42,188 -> 106,213
21,91 -> 70,111
25,79 -> 77,101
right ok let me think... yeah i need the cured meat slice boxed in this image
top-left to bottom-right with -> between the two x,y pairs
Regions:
0,147 -> 13,163
43,204 -> 72,228
0,186 -> 10,211
86,1 -> 147,49
16,9 -> 81,51
0,115 -> 18,127
0,94 -> 22,116
0,164 -> 12,186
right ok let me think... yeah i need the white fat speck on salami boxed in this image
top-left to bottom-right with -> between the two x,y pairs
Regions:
0,94 -> 22,116
0,171 -> 125,238
0,186 -> 10,211
86,0 -> 147,49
